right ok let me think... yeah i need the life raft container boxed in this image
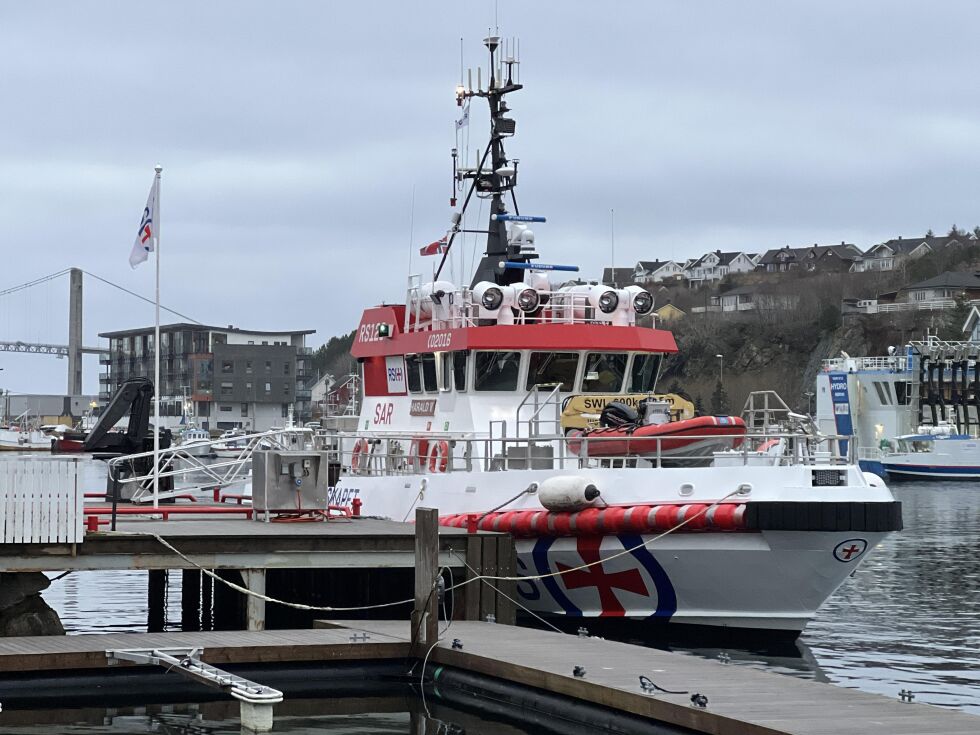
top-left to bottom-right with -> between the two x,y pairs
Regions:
566,415 -> 746,459
439,502 -> 747,538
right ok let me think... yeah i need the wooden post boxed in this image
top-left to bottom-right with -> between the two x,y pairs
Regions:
479,536 -> 498,622
411,507 -> 439,647
181,569 -> 202,632
464,534 -> 483,621
147,570 -> 167,632
496,533 -> 517,625
201,568 -> 214,631
243,569 -> 267,632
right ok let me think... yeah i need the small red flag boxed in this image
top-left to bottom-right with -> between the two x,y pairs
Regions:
419,237 -> 448,256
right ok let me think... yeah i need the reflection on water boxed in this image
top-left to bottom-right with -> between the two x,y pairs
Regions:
8,456 -> 980,715
670,482 -> 980,714
802,482 -> 980,712
0,699 -> 539,734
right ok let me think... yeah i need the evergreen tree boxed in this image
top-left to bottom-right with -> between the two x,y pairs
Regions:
948,224 -> 963,238
693,394 -> 705,415
311,331 -> 357,380
926,228 -> 935,237
972,225 -> 980,241
944,293 -> 972,339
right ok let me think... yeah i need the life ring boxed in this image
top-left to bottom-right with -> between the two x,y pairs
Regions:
427,440 -> 450,473
351,438 -> 371,474
409,438 -> 429,472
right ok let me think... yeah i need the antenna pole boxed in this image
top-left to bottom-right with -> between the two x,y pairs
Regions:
610,208 -> 616,287
407,185 -> 416,275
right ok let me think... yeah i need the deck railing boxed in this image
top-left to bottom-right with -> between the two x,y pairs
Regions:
336,429 -> 856,477
106,427 -> 315,503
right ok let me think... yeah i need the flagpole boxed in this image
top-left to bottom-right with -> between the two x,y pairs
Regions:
153,164 -> 162,509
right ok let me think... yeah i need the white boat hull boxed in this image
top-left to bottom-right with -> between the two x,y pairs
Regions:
516,530 -> 885,630
334,462 -> 897,633
882,437 -> 980,480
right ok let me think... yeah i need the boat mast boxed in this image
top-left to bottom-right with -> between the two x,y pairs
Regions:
441,36 -> 536,288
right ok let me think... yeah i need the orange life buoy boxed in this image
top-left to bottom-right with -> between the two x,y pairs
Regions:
427,440 -> 450,473
409,437 -> 429,472
351,438 -> 370,473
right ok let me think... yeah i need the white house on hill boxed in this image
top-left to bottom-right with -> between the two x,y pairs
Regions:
685,251 -> 758,286
632,260 -> 685,284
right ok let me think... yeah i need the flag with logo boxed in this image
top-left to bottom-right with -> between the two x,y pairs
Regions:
129,175 -> 159,268
455,101 -> 470,130
419,236 -> 448,256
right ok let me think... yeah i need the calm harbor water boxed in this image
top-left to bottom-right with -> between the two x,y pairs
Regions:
7,455 -> 980,715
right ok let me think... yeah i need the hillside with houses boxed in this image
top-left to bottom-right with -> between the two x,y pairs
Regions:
608,227 -> 980,415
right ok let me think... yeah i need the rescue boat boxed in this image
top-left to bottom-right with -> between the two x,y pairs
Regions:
567,414 -> 746,463
326,34 -> 902,635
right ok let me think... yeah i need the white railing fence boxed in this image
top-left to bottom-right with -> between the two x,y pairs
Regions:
0,458 -> 83,544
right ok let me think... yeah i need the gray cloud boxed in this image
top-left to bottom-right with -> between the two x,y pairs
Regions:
1,1 -> 979,393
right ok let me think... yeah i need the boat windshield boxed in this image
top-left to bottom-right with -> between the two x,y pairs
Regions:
474,351 -> 521,391
526,352 -> 578,391
896,438 -> 932,453
582,353 -> 627,393
452,351 -> 468,391
629,353 -> 662,393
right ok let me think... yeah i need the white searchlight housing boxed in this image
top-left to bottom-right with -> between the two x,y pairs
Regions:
588,285 -> 620,321
472,281 -> 542,324
625,285 -> 654,315
473,281 -> 505,319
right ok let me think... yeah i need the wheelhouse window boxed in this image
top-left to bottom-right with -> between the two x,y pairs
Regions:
474,351 -> 521,391
453,350 -> 468,391
405,354 -> 422,393
421,353 -> 438,393
582,353 -> 627,393
629,353 -> 662,393
526,352 -> 579,391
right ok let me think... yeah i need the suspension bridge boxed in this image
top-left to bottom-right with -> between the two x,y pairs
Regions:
0,268 -> 200,395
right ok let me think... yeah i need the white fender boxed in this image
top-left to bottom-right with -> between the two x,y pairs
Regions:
862,471 -> 887,488
538,476 -> 601,512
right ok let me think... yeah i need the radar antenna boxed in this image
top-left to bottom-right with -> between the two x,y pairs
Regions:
435,35 -> 536,288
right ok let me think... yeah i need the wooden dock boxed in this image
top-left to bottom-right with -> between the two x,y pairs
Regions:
0,512 -> 517,630
0,621 -> 975,734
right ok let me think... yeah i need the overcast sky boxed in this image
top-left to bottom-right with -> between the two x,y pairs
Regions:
2,1 -> 979,395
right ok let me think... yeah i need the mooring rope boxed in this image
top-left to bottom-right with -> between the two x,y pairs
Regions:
137,486 -> 743,614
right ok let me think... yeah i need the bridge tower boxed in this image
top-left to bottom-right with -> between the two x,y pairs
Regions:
67,267 -> 83,394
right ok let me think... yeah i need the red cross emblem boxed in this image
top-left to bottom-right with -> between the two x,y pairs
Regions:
833,538 -> 868,563
556,536 -> 648,616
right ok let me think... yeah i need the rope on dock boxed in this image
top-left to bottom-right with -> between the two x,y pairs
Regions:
134,486 -> 744,615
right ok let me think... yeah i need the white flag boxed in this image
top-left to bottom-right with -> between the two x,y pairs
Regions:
129,175 -> 159,269
455,101 -> 470,130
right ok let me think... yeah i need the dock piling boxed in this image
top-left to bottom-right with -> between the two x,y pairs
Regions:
147,570 -> 167,632
243,569 -> 267,632
412,508 -> 439,647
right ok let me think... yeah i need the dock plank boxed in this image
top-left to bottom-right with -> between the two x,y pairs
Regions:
328,621 -> 979,735
0,622 -> 975,734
